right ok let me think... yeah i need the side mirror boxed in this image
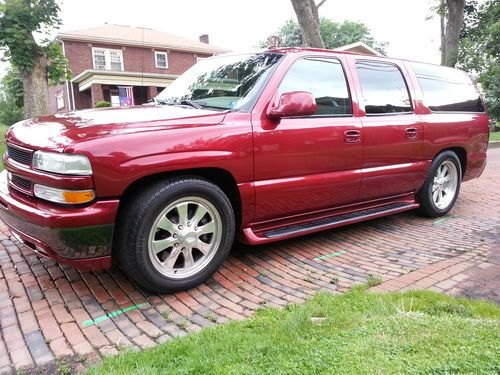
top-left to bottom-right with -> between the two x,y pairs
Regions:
267,91 -> 317,119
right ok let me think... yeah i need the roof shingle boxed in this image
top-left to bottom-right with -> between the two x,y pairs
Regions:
58,24 -> 229,54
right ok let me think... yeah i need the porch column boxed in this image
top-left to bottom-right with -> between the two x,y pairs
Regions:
90,84 -> 104,107
147,86 -> 158,101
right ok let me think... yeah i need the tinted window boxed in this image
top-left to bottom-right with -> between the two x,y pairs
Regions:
156,53 -> 283,111
356,61 -> 412,114
411,62 -> 484,113
278,58 -> 352,116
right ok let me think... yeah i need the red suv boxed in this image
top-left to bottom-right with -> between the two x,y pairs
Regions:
0,48 -> 489,292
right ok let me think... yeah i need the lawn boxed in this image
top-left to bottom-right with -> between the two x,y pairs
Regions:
490,131 -> 500,142
0,125 -> 8,171
88,287 -> 500,375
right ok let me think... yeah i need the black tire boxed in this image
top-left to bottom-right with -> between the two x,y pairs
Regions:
416,151 -> 462,218
116,176 -> 235,293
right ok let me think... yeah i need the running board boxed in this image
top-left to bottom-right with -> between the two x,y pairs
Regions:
263,202 -> 419,239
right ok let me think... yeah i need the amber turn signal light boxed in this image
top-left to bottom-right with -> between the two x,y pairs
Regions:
62,190 -> 96,204
33,184 -> 95,205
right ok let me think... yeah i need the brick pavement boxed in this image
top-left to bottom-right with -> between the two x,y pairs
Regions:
0,148 -> 498,374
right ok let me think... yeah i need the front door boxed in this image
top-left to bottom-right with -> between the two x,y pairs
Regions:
252,56 -> 363,223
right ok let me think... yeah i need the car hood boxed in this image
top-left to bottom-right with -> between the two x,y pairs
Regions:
6,105 -> 227,151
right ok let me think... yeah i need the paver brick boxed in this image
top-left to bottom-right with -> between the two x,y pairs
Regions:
9,347 -> 33,370
49,337 -> 73,357
24,331 -> 54,365
133,334 -> 155,349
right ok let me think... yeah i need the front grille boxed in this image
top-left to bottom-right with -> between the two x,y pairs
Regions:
7,145 -> 33,165
10,174 -> 33,193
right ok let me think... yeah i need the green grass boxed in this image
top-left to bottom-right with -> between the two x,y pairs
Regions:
88,287 -> 500,375
0,125 -> 8,171
490,130 -> 500,142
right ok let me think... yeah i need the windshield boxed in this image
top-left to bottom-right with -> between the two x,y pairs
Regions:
155,53 -> 283,111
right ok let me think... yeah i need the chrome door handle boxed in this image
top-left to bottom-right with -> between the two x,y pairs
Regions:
344,130 -> 361,143
405,127 -> 418,139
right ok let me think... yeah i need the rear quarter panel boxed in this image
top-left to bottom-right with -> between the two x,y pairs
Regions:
402,60 -> 489,181
420,113 -> 489,180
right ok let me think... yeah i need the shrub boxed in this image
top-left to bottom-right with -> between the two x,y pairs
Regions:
95,101 -> 111,108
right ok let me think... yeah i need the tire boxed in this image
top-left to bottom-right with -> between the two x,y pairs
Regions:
116,176 -> 235,293
417,151 -> 462,218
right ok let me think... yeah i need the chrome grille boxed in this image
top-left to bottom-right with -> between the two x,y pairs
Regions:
7,145 -> 33,165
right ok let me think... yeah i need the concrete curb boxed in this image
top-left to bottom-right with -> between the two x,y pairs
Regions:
488,141 -> 500,149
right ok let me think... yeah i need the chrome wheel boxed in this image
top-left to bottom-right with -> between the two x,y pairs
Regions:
431,160 -> 458,210
148,197 -> 222,279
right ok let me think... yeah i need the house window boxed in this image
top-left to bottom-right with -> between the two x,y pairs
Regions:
56,93 -> 64,109
109,50 -> 123,71
92,48 -> 123,71
155,52 -> 168,69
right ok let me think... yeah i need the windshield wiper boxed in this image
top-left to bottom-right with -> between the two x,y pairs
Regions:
155,99 -> 204,109
178,100 -> 204,109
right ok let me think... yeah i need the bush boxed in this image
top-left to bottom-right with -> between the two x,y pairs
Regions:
0,98 -> 23,126
95,101 -> 111,108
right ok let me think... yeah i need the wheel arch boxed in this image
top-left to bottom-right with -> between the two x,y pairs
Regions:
115,167 -> 242,231
436,147 -> 467,179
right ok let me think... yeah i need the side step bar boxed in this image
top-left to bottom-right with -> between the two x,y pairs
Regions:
263,202 -> 419,239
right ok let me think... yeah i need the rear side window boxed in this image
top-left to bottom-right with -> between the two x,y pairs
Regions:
356,61 -> 412,115
411,62 -> 484,113
278,58 -> 352,116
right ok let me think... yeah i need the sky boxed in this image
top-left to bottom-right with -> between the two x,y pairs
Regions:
1,0 -> 442,77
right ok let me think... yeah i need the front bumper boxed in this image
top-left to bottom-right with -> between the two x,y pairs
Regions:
0,170 -> 119,270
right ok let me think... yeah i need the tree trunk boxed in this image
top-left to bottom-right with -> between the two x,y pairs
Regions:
440,0 -> 446,65
290,0 -> 325,48
442,0 -> 465,67
20,55 -> 50,119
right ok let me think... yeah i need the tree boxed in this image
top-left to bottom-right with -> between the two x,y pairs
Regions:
263,18 -> 387,55
434,0 -> 466,67
457,0 -> 499,120
0,0 -> 71,119
290,0 -> 328,48
0,67 -> 23,125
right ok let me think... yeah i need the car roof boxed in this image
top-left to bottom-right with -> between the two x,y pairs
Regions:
265,47 -> 368,57
265,47 -> 469,75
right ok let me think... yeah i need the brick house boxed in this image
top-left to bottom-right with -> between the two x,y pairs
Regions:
49,24 -> 228,113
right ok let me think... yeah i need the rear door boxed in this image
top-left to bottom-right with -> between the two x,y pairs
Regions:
347,58 -> 426,201
252,55 -> 363,222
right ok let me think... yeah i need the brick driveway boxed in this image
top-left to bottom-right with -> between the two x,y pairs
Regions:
1,148 -> 499,374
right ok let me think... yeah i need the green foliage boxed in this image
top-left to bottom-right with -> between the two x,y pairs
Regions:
0,99 -> 23,126
457,0 -> 499,119
263,18 -> 387,55
0,125 -> 9,171
365,274 -> 384,287
0,67 -> 23,125
0,0 -> 71,84
490,130 -> 500,142
46,40 -> 72,84
56,358 -> 72,375
273,19 -> 302,48
89,288 -> 500,374
95,101 -> 112,108
320,19 -> 387,54
2,66 -> 22,107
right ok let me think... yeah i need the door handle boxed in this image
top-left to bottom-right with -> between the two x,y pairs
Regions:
344,130 -> 361,144
405,127 -> 418,139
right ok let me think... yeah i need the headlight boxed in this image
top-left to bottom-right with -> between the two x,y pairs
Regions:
33,151 -> 92,175
34,184 -> 95,204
